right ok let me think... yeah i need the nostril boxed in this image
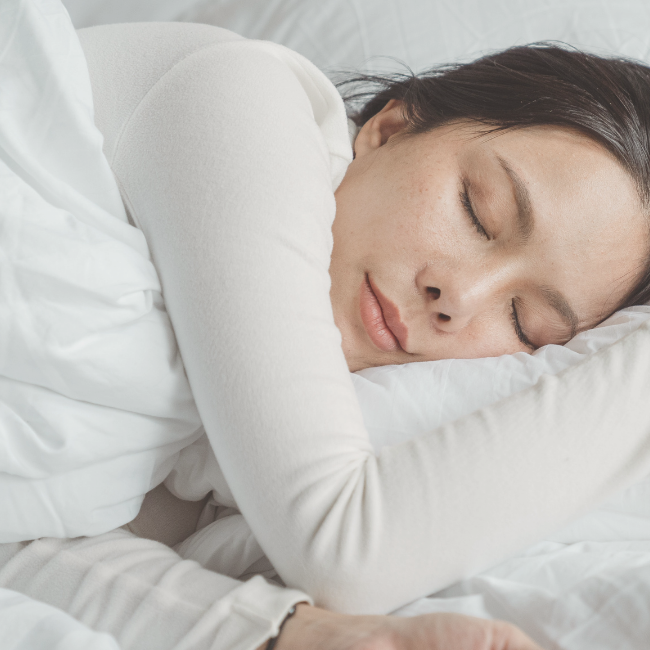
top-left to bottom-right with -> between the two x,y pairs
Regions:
427,287 -> 441,300
437,313 -> 451,323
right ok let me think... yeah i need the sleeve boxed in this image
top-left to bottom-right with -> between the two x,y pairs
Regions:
0,586 -> 120,650
0,530 -> 310,650
109,39 -> 650,614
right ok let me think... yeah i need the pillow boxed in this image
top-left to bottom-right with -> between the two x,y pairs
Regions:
178,0 -> 650,74
353,306 -> 650,451
61,0 -> 202,28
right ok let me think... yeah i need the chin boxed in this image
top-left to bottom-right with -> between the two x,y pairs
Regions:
343,351 -> 366,373
349,360 -> 370,372
343,350 -> 374,373
348,349 -> 397,372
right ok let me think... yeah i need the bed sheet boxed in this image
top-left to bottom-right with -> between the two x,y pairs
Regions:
395,539 -> 650,650
62,0 -> 650,74
393,463 -> 650,648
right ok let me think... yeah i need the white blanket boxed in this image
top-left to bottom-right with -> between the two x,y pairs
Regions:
0,0 -> 202,542
0,1 -> 203,644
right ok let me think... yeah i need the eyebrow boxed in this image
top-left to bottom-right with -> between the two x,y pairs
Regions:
497,155 -> 580,340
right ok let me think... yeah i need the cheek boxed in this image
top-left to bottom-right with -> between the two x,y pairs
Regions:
457,319 -> 529,358
382,181 -> 465,259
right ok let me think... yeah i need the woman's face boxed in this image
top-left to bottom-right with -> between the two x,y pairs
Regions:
330,100 -> 649,372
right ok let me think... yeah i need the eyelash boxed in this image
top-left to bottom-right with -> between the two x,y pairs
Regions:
510,299 -> 536,350
460,182 -> 534,349
460,185 -> 490,240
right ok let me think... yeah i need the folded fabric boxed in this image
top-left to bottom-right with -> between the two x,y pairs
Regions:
0,0 -> 202,541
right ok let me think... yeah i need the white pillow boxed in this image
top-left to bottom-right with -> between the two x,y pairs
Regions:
61,0 -> 202,28
354,307 -> 650,451
178,0 -> 650,74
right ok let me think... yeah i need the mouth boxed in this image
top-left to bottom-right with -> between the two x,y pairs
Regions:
359,274 -> 408,353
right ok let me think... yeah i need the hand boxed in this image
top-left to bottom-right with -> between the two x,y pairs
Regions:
264,603 -> 544,650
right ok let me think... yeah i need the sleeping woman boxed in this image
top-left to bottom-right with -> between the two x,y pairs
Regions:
4,19 -> 650,650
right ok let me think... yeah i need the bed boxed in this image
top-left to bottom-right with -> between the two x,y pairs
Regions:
4,1 -> 650,648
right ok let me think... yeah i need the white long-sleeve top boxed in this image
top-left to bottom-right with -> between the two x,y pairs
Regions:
77,22 -> 650,615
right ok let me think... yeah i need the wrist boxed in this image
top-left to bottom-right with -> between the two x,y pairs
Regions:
271,603 -> 387,650
256,603 -> 313,650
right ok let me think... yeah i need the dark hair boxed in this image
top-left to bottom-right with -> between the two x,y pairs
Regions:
338,43 -> 650,309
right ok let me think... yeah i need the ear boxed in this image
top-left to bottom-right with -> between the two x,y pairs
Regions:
353,99 -> 408,158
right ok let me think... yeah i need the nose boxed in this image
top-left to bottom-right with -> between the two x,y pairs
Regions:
416,263 -> 493,333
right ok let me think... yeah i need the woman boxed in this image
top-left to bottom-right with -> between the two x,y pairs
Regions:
3,19 -> 650,650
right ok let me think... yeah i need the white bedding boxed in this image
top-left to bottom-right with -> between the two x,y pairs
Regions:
4,0 -> 650,648
0,0 -> 201,541
61,0 -> 650,73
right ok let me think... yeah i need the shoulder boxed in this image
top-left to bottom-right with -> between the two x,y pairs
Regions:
78,22 -> 244,163
166,38 -> 352,189
80,22 -> 351,188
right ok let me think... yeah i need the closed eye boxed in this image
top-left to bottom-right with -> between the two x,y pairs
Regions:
460,182 -> 490,240
510,299 -> 537,350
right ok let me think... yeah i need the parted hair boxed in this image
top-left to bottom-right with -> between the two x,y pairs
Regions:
339,44 -> 650,308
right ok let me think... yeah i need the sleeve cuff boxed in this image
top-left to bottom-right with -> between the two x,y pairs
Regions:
210,575 -> 312,650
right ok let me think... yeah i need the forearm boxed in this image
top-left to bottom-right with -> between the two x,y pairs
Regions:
0,530 -> 308,650
0,537 -> 544,650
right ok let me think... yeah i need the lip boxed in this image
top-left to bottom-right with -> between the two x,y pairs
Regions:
359,274 -> 409,352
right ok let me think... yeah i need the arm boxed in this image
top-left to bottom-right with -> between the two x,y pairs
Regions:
110,40 -> 650,614
0,533 -> 542,650
0,530 -> 308,650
